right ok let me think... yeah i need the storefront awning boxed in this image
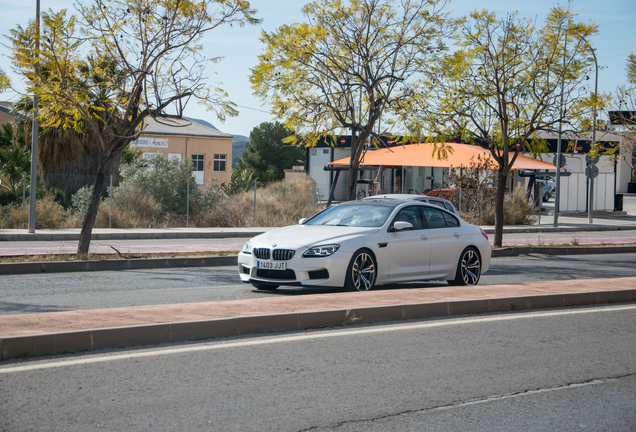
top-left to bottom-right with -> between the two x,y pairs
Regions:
328,142 -> 558,171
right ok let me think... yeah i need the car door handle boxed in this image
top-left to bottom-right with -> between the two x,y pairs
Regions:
421,234 -> 429,240
453,232 -> 460,238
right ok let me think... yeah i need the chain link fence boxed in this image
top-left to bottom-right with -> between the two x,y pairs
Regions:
0,168 -> 324,229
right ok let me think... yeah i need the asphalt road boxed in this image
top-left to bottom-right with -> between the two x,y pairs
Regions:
1,253 -> 636,316
1,304 -> 634,431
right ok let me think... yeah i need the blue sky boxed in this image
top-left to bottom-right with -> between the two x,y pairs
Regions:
1,0 -> 634,137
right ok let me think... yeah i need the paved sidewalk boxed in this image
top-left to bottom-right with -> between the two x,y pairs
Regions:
1,277 -> 634,360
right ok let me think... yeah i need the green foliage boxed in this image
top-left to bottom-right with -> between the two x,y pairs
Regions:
0,68 -> 9,93
627,53 -> 636,84
115,154 -> 202,221
250,0 -> 451,199
236,122 -> 302,183
8,0 -> 260,253
0,145 -> 31,196
402,6 -> 598,246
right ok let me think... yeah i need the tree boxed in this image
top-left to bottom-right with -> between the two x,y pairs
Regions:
400,7 -> 598,247
235,121 -> 303,183
0,68 -> 10,93
250,0 -> 451,200
602,55 -> 636,183
9,1 -> 259,254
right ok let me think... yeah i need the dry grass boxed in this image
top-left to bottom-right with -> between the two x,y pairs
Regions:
219,177 -> 316,227
0,195 -> 69,229
0,250 -> 240,264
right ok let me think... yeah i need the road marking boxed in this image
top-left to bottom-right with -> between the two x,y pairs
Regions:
1,304 -> 635,374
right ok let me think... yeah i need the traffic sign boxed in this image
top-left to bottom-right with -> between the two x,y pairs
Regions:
585,154 -> 599,165
552,155 -> 566,168
585,165 -> 599,179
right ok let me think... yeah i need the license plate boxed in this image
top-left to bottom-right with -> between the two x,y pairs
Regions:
257,260 -> 287,270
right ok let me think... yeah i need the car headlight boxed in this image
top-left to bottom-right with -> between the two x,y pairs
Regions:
303,244 -> 340,257
241,240 -> 253,254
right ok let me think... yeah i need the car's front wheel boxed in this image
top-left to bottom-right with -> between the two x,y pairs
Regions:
345,249 -> 377,291
543,192 -> 550,202
250,281 -> 280,290
448,247 -> 481,286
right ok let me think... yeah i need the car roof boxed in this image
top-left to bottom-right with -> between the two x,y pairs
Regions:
365,194 -> 452,204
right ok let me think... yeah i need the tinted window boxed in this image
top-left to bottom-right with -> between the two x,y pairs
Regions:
442,211 -> 459,227
421,207 -> 446,228
392,206 -> 424,230
305,204 -> 393,227
429,200 -> 446,210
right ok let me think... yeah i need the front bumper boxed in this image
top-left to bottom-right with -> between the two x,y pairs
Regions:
238,250 -> 350,287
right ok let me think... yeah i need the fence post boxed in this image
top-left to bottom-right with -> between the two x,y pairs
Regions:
312,180 -> 316,215
109,175 -> 113,229
186,179 -> 190,228
459,187 -> 462,215
21,172 -> 27,229
253,180 -> 257,227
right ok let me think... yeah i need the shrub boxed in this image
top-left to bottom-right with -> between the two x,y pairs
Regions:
478,186 -> 536,226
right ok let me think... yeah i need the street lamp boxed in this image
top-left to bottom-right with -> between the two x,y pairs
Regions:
581,36 -> 598,224
27,0 -> 40,233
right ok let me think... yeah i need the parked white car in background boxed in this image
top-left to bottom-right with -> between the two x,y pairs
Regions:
364,194 -> 459,214
238,199 -> 491,291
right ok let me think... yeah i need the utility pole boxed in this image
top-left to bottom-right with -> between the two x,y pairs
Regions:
27,0 -> 40,233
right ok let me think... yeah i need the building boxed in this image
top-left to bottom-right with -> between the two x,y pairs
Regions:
0,101 -> 17,124
131,117 -> 233,187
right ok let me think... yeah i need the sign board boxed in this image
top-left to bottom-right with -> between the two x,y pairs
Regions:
585,165 -> 599,179
585,154 -> 599,165
552,154 -> 566,168
131,137 -> 169,148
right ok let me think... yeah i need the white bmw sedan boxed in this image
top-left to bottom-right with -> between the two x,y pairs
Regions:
238,199 -> 491,291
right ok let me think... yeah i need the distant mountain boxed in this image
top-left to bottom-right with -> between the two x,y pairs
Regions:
187,117 -> 249,167
231,135 -> 249,167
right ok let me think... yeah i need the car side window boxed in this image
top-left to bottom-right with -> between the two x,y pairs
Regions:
444,202 -> 454,212
392,206 -> 424,230
442,211 -> 460,227
420,207 -> 446,229
430,200 -> 446,210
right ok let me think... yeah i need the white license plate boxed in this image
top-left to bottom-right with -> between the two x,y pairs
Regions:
257,260 -> 287,270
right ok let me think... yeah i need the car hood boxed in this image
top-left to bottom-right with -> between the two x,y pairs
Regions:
252,225 -> 381,247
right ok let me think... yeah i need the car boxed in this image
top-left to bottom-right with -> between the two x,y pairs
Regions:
535,176 -> 555,202
364,193 -> 459,214
238,199 -> 491,291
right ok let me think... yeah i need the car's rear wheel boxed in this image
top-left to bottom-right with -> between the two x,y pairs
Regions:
448,247 -> 481,286
345,249 -> 376,291
250,281 -> 280,290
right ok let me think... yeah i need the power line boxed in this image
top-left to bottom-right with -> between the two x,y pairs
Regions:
234,104 -> 271,114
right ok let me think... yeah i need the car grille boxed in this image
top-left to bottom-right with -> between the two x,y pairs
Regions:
308,269 -> 329,280
253,248 -> 295,261
256,269 -> 297,280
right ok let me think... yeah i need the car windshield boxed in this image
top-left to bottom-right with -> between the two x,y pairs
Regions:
305,204 -> 394,227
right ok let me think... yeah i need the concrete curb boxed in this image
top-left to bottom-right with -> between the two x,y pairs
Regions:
1,245 -> 635,275
2,289 -> 634,360
481,225 -> 636,235
491,245 -> 636,257
0,255 -> 237,275
0,231 -> 266,242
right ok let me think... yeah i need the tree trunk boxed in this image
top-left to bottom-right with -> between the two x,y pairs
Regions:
76,155 -> 112,255
493,169 -> 507,248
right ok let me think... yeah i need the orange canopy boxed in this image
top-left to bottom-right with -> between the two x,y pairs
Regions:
329,142 -> 557,171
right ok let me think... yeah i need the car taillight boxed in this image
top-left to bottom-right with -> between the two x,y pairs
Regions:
481,229 -> 489,240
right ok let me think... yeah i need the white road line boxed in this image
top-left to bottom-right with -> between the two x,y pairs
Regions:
1,304 -> 635,374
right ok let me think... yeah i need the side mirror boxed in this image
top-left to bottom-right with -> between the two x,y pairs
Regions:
299,218 -> 308,225
392,221 -> 413,231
